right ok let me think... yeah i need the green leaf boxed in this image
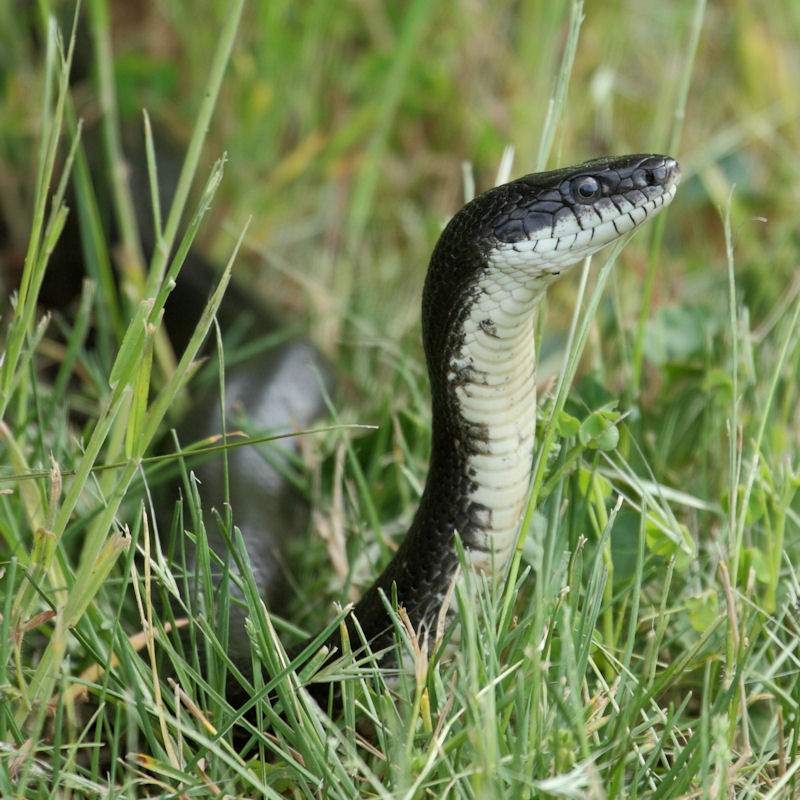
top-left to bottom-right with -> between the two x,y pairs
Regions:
686,588 -> 719,631
578,409 -> 620,451
557,411 -> 581,437
645,516 -> 695,571
738,547 -> 771,585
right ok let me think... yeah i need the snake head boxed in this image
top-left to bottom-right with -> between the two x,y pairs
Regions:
486,154 -> 680,273
422,154 -> 680,362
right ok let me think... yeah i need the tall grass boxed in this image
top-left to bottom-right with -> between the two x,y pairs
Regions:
1,0 -> 800,797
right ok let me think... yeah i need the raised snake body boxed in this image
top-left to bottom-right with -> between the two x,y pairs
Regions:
308,154 -> 680,681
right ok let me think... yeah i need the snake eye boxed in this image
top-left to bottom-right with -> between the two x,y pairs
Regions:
572,176 -> 601,202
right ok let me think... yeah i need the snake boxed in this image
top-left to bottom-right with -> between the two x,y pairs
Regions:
296,154 -> 681,690
163,154 -> 680,712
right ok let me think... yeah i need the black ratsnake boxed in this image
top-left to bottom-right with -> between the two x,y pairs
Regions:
198,153 -> 680,709
307,155 -> 680,675
158,154 -> 680,714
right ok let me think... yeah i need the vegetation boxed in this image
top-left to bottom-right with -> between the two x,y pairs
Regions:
1,0 -> 800,797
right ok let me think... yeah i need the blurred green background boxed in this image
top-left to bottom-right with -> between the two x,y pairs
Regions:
4,0 -> 798,366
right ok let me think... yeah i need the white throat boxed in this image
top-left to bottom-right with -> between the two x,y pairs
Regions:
447,264 -> 555,578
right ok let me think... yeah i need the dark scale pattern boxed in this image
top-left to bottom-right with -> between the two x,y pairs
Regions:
308,154 -> 680,702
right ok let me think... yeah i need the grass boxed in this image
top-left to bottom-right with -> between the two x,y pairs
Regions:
2,0 -> 800,797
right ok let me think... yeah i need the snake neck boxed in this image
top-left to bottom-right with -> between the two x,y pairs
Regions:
426,271 -> 543,575
349,266 -> 547,653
